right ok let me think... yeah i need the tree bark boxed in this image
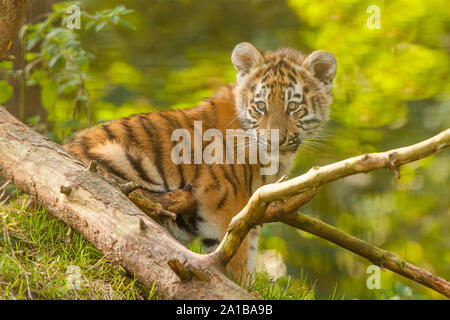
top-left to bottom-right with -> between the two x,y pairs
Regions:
0,106 -> 255,300
0,0 -> 32,61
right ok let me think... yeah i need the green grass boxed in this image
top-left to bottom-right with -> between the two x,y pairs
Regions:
1,192 -> 320,300
0,194 -> 157,300
241,270 -> 318,300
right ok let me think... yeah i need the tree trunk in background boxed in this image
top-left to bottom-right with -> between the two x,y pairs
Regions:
4,0 -> 57,122
0,0 -> 31,61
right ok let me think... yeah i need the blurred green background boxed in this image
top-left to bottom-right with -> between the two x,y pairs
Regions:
1,0 -> 449,299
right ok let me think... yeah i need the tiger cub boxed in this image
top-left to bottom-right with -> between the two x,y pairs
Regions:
65,42 -> 337,279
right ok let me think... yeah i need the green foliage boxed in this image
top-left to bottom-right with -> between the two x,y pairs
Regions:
188,237 -> 205,254
0,80 -> 13,104
0,2 -> 136,141
0,62 -> 14,104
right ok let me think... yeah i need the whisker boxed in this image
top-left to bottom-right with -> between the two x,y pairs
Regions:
225,114 -> 240,129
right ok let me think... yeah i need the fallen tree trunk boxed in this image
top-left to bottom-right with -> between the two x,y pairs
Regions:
0,106 -> 255,299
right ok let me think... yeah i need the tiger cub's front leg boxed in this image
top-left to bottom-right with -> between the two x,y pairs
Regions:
174,163 -> 258,280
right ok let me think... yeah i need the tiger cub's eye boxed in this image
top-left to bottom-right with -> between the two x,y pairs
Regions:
255,101 -> 267,114
287,101 -> 301,114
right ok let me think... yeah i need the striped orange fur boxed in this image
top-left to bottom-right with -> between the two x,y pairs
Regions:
64,42 -> 337,279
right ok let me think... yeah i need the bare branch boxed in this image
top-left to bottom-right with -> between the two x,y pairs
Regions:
208,128 -> 450,297
278,210 -> 450,298
1,101 -> 449,298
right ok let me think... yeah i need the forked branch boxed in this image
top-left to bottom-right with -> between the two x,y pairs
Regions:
213,128 -> 450,265
206,128 -> 450,297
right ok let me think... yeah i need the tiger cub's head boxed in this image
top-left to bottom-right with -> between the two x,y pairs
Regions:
231,42 -> 337,154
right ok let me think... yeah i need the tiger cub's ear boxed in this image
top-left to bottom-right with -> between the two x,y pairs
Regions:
303,50 -> 337,93
231,42 -> 264,78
